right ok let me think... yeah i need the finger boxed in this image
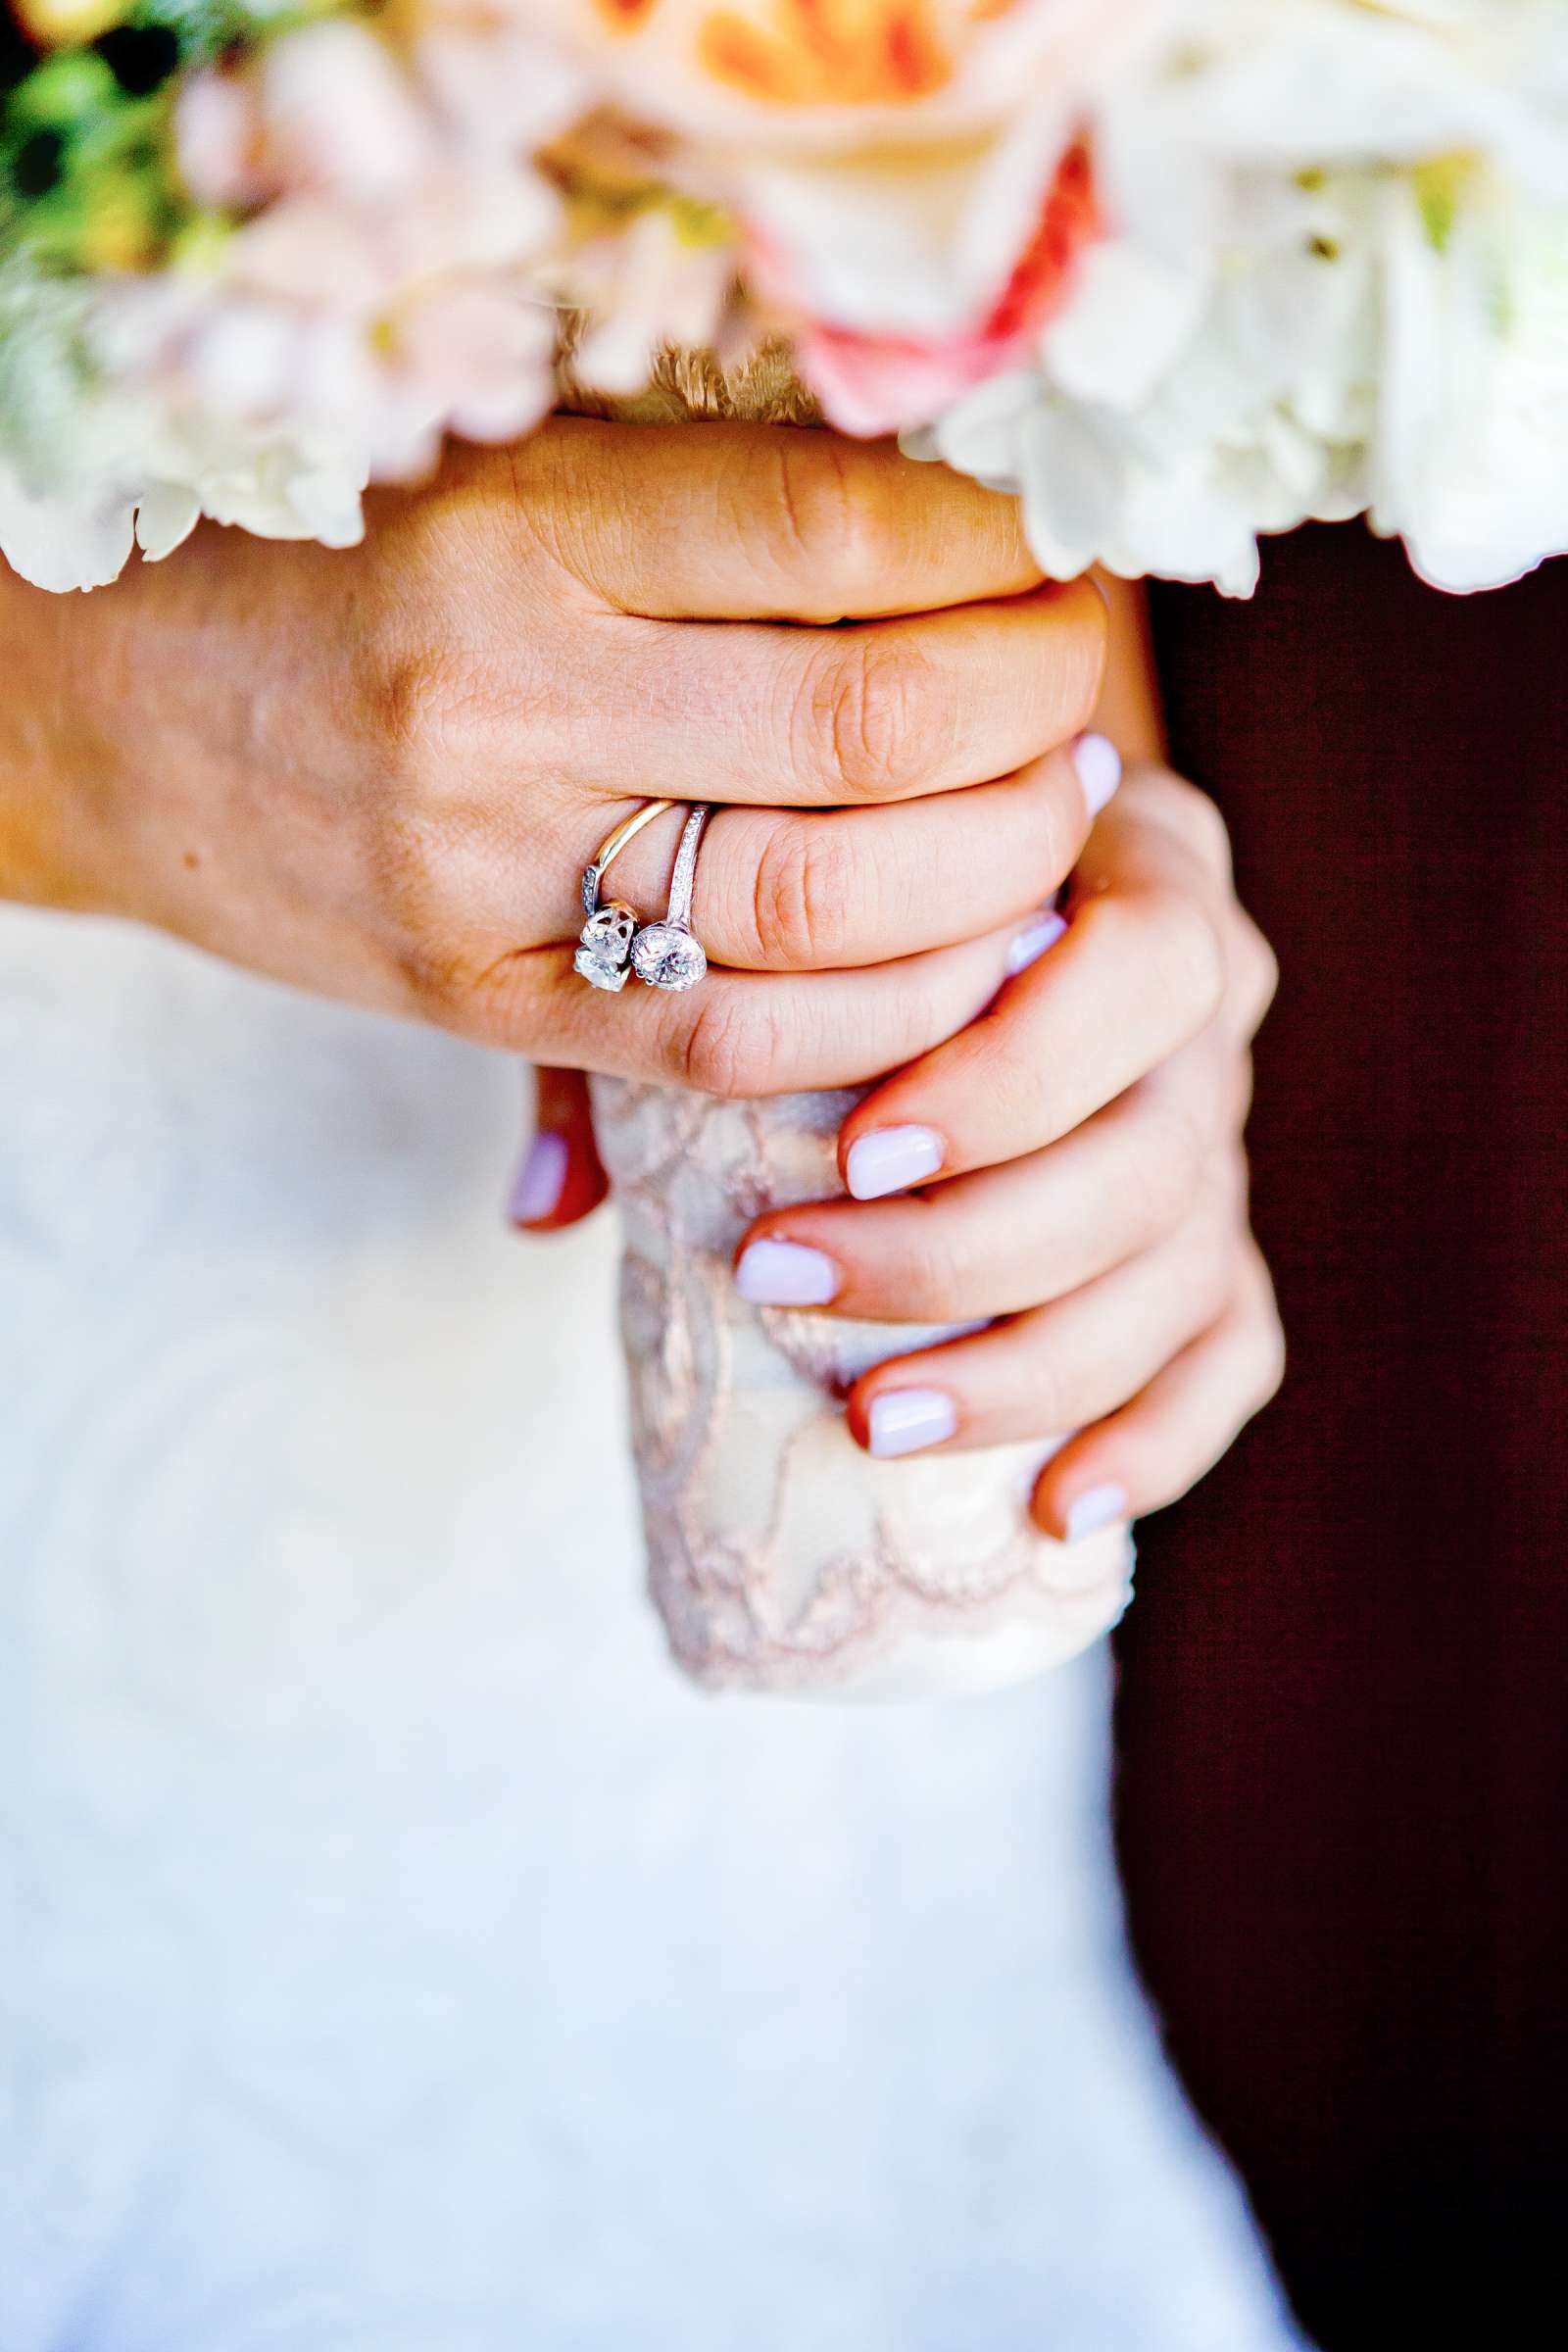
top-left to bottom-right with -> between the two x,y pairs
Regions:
837,761 -> 1235,1193
602,748 -> 1094,973
843,1201 -> 1242,1458
1224,903 -> 1279,1048
516,420 -> 1045,620
536,575 -> 1107,811
732,1031 -> 1238,1321
1030,1243 -> 1286,1539
1109,775 -> 1275,1050
460,914 -> 1038,1096
507,1066 -> 610,1231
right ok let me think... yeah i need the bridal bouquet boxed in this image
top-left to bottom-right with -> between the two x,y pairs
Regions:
5,0 -> 1564,1691
3,0 -> 1566,597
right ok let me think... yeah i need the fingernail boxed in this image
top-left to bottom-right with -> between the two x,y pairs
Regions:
735,1238 -> 839,1307
867,1389 -> 957,1459
1064,1483 -> 1130,1543
1072,731 -> 1123,818
845,1125 -> 944,1201
508,1130 -> 567,1225
1005,908 -> 1068,976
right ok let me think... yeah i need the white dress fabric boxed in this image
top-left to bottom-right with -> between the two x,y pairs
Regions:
0,906 -> 1307,2352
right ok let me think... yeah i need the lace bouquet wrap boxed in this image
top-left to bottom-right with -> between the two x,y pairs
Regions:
5,3 -> 1566,1688
593,1068 -> 1133,1694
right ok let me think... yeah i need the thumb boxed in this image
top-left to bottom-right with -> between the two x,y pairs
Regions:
507,1066 -> 610,1232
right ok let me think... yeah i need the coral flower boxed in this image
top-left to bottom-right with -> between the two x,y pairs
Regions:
763,132 -> 1100,433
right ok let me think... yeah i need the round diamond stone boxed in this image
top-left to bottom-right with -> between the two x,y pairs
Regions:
632,922 -> 708,991
574,945 -> 630,992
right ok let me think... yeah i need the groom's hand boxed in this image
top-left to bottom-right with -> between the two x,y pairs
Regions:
0,417 -> 1108,1096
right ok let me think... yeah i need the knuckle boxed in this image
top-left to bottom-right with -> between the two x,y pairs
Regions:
1129,1098 -> 1206,1236
901,1207 -> 987,1317
1217,1134 -> 1253,1218
1235,910 -> 1280,1036
431,945 -> 538,1048
368,643 -> 486,781
755,436 -> 877,612
1023,761 -> 1082,894
801,633 -> 945,800
1029,1348 -> 1088,1438
1144,885 -> 1227,1036
1255,1320 -> 1288,1408
393,932 -> 464,1021
1225,1054 -> 1256,1133
1051,575 -> 1110,734
1125,766 -> 1234,882
1242,1251 -> 1288,1402
752,821 -> 854,967
1069,888 -> 1140,968
678,990 -> 774,1099
1196,1226 -> 1243,1326
389,916 -> 540,1048
1160,771 -> 1235,877
363,803 -> 452,982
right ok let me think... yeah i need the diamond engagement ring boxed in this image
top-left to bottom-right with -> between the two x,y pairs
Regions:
574,800 -> 676,993
630,804 -> 711,992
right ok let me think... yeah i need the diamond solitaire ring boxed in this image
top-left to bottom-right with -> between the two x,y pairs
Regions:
630,804 -> 711,992
574,800 -> 677,993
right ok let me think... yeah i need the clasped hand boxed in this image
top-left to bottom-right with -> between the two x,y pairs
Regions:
0,417 -> 1283,1538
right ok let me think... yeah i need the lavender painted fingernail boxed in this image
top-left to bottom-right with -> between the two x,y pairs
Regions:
509,1130 -> 567,1225
1064,1483 -> 1130,1544
868,1389 -> 957,1459
845,1124 -> 944,1201
1005,908 -> 1069,976
735,1238 -> 839,1307
1072,731 -> 1123,818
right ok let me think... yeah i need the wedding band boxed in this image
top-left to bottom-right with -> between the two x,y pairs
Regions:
575,800 -> 677,993
580,798 -> 677,919
631,804 -> 711,992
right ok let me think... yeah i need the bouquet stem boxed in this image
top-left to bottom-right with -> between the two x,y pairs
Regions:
570,338 -> 1130,1696
592,1074 -> 1133,1696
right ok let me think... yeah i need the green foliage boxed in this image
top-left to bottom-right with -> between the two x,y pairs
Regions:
1,44 -> 180,270
0,0 -> 355,272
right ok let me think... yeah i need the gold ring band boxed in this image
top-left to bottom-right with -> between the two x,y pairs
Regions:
586,799 -> 677,901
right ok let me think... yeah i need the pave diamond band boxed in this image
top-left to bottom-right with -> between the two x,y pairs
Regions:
631,804 -> 711,992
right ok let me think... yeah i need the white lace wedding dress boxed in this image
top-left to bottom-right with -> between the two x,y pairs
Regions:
0,904 -> 1306,2352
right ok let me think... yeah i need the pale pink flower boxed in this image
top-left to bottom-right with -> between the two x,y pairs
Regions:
412,3 -> 594,154
258,23 -> 438,200
172,68 -> 267,213
758,132 -> 1100,433
135,24 -> 567,497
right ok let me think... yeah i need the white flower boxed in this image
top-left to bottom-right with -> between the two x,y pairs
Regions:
1371,172 -> 1568,591
909,163 -> 1376,595
0,22 -> 564,590
0,403 -> 372,593
0,343 -> 373,593
910,0 -> 1568,595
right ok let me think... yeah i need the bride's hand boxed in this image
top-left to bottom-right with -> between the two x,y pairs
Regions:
730,761 -> 1285,1541
0,418 -> 1109,1094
